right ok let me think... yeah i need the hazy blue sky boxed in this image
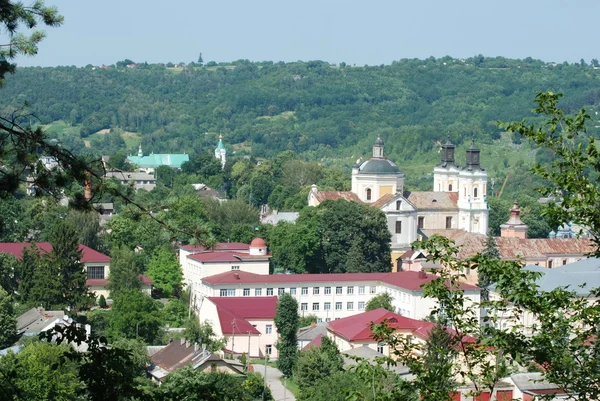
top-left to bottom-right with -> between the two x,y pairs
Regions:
15,0 -> 600,67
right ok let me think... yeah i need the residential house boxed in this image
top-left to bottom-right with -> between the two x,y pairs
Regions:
191,184 -> 225,201
297,322 -> 328,349
197,270 -> 480,323
180,238 -> 270,290
148,339 -> 244,382
503,373 -> 574,401
260,210 -> 300,225
0,242 -> 152,299
196,296 -> 278,358
93,202 -> 114,226
17,307 -> 67,336
105,171 -> 157,191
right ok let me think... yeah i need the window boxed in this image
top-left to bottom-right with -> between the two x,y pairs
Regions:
358,301 -> 365,310
265,345 -> 272,355
347,286 -> 354,295
325,318 -> 331,322
395,221 -> 402,234
255,288 -> 262,296
313,287 -> 320,295
312,303 -> 320,311
220,289 -> 235,296
324,287 -> 331,295
474,187 -> 478,198
265,324 -> 272,334
302,287 -> 308,295
317,318 -> 323,323
290,287 -> 297,295
358,286 -> 365,295
324,302 -> 331,310
87,266 -> 105,280
396,200 -> 402,210
336,286 -> 343,295
370,286 -> 377,294
366,188 -> 372,201
446,216 -> 452,229
267,288 -> 274,296
418,216 -> 424,229
278,288 -> 285,295
347,302 -> 354,310
231,265 -> 240,270
548,260 -> 553,269
563,259 -> 567,266
377,343 -> 384,354
448,184 -> 453,191
301,303 -> 308,311
335,302 -> 343,310
243,288 -> 250,296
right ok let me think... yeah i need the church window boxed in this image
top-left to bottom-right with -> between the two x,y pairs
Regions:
395,221 -> 402,234
396,200 -> 402,210
446,216 -> 452,229
418,217 -> 424,229
474,187 -> 478,198
366,188 -> 372,201
448,184 -> 453,191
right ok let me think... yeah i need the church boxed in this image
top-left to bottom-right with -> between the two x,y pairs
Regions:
308,136 -> 489,264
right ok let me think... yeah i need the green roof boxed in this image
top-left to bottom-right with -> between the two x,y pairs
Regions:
216,139 -> 225,151
127,154 -> 189,168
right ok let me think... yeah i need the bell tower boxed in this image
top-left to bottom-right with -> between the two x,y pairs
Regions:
433,137 -> 460,193
457,139 -> 488,234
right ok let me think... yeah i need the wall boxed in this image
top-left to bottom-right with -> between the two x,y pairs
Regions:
184,258 -> 269,287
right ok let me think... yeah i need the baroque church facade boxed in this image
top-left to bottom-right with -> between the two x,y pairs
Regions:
308,137 -> 489,262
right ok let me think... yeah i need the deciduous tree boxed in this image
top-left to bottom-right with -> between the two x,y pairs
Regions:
274,293 -> 299,377
365,292 -> 395,312
146,246 -> 182,297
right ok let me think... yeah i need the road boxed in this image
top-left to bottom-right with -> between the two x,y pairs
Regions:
250,364 -> 296,401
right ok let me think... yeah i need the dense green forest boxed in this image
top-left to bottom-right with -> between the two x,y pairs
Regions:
3,56 -> 600,168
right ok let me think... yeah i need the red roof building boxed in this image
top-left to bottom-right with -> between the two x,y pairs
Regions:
0,242 -> 110,263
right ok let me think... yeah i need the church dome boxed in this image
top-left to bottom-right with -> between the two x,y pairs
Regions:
358,158 -> 401,175
250,237 -> 267,248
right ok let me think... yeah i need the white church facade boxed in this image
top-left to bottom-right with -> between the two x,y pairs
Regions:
308,137 -> 489,266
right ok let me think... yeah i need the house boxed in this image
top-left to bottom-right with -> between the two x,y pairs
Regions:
191,184 -> 225,201
297,322 -> 328,349
17,307 -> 67,335
126,144 -> 190,173
180,238 -> 270,289
260,210 -> 299,225
308,137 -> 489,266
148,339 -> 244,382
0,242 -> 152,299
93,202 -> 114,226
196,296 -> 278,358
104,171 -> 157,191
196,270 -> 480,323
504,373 -> 574,401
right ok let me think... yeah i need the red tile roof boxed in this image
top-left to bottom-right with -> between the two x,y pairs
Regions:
180,242 -> 250,252
202,270 -> 478,291
207,297 -> 278,335
0,242 -> 110,263
405,191 -> 458,210
327,308 -> 476,343
302,333 -> 324,351
315,191 -> 362,203
370,193 -> 396,209
188,251 -> 270,263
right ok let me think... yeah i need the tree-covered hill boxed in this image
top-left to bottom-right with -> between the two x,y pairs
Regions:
3,56 -> 600,170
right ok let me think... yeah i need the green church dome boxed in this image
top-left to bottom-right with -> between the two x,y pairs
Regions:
358,158 -> 401,175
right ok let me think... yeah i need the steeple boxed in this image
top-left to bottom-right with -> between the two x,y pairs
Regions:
372,136 -> 384,159
137,143 -> 143,157
439,136 -> 456,168
464,138 -> 483,171
500,201 -> 528,238
215,134 -> 226,169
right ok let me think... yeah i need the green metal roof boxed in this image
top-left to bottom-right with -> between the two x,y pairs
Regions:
127,154 -> 189,168
216,139 -> 225,151
358,158 -> 401,175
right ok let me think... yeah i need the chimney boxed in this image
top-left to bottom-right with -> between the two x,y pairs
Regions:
500,201 -> 528,238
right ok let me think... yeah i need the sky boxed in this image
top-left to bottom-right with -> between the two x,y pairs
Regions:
12,0 -> 600,67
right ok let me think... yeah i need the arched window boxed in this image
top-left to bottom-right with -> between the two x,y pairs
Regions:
474,187 -> 478,198
448,184 -> 453,191
366,188 -> 372,201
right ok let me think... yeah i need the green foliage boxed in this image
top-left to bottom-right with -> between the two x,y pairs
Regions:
110,290 -> 163,344
107,246 -> 141,297
365,292 -> 395,312
0,253 -> 18,295
97,294 -> 107,308
242,372 -> 272,400
295,336 -> 343,398
298,314 -> 317,327
0,288 -> 17,348
274,293 -> 299,377
159,367 -> 249,401
146,246 -> 182,297
183,316 -> 226,352
162,298 -> 188,327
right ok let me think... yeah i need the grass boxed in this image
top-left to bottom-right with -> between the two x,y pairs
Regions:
40,120 -> 81,139
279,376 -> 299,397
248,358 -> 278,369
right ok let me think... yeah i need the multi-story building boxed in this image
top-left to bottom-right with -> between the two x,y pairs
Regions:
195,270 -> 480,322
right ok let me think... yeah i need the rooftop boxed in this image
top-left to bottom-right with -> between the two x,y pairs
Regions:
0,242 -> 110,263
519,258 -> 600,296
405,191 -> 459,210
314,191 -> 363,204
358,158 -> 402,175
188,251 -> 270,263
202,270 -> 478,291
207,296 -> 278,335
180,242 -> 250,252
105,171 -> 156,181
127,153 -> 190,168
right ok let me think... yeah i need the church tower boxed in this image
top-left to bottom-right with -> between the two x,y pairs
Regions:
433,137 -> 460,193
457,139 -> 488,234
138,143 -> 143,157
215,134 -> 226,169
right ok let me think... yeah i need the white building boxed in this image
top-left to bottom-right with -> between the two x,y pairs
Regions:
308,136 -> 489,268
215,134 -> 226,169
195,270 -> 480,323
180,238 -> 271,289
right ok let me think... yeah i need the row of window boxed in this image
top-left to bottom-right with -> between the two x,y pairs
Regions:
222,285 -> 378,297
300,301 -> 366,312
